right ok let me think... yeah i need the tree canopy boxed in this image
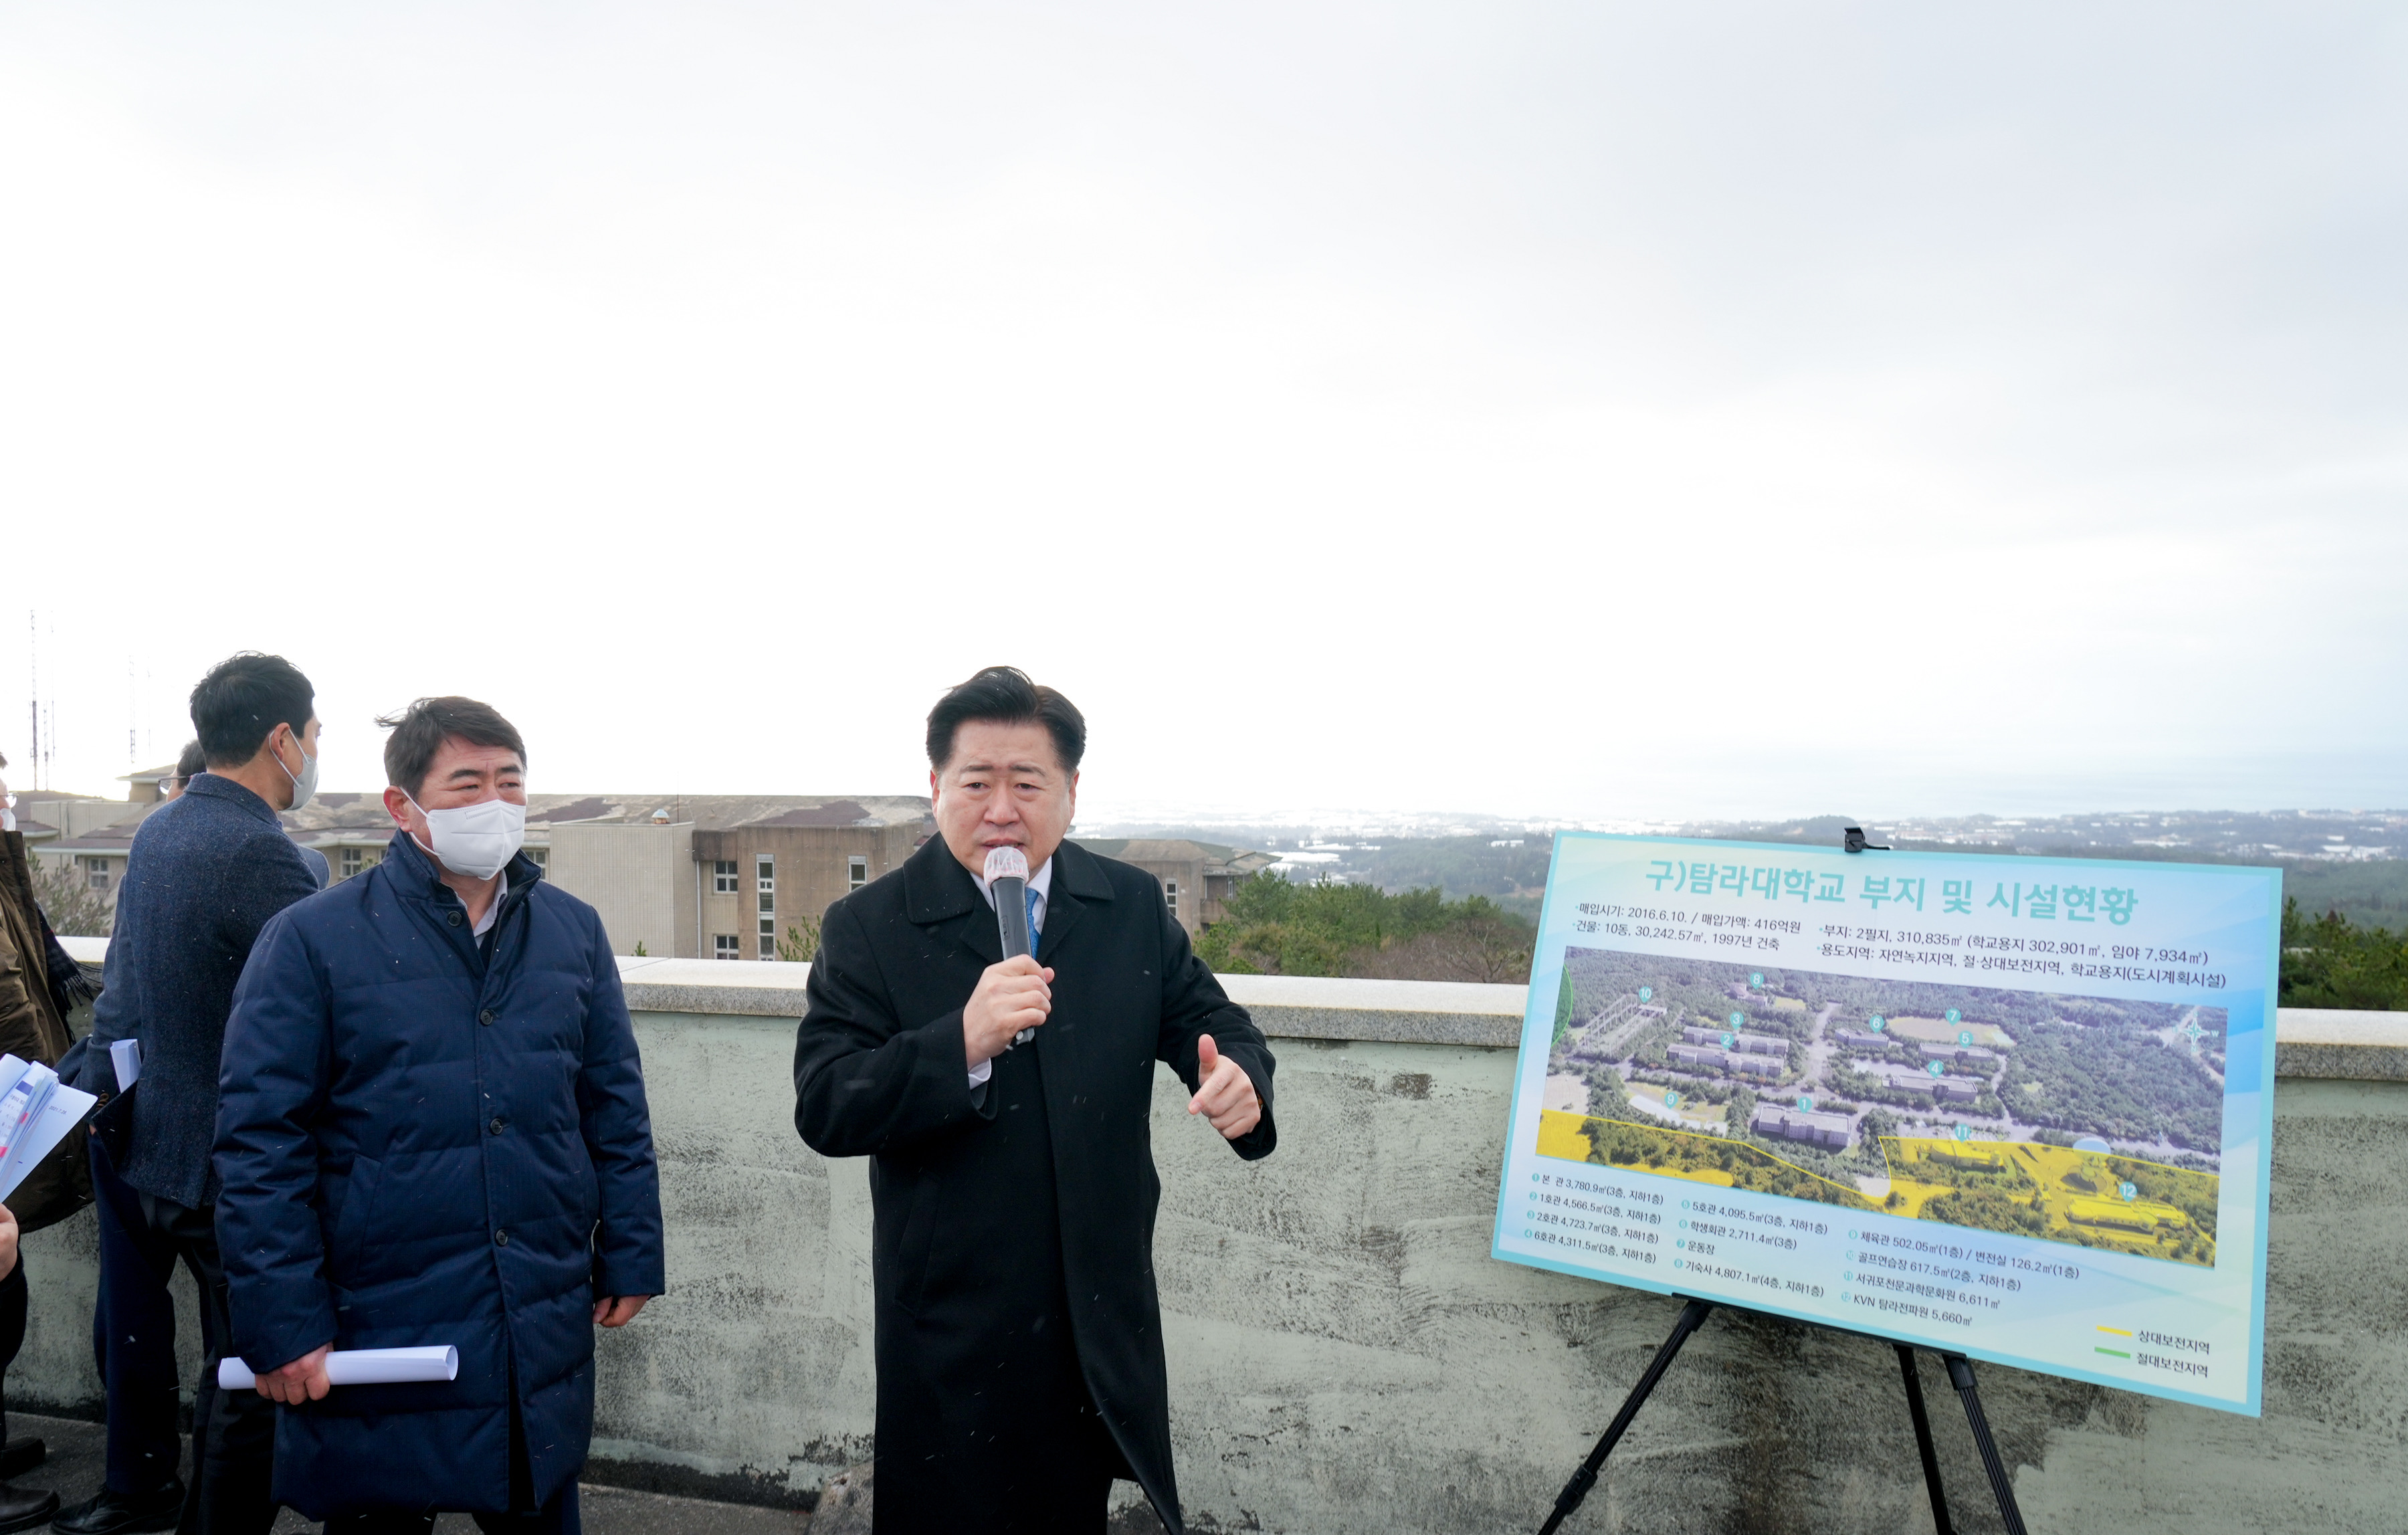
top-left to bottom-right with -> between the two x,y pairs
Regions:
1195,871 -> 1535,983
2280,898 -> 2408,1011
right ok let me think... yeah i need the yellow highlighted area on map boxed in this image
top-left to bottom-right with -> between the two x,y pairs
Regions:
1529,1108 -> 2220,1266
1534,1110 -> 1866,1207
1876,1136 -> 2218,1267
1535,1109 -> 1595,1162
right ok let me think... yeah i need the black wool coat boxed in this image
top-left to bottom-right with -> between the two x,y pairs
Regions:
793,837 -> 1275,1535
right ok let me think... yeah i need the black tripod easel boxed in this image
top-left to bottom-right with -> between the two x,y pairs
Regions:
1535,1298 -> 2028,1535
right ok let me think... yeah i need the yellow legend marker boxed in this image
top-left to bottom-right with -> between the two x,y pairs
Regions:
2095,1324 -> 2133,1359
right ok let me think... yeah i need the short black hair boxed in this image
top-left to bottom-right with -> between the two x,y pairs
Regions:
926,666 -> 1086,773
377,696 -> 527,801
173,740 -> 208,782
191,653 -> 316,768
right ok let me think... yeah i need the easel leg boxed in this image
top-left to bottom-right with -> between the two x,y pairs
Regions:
1895,1346 -> 1954,1535
1942,1354 -> 2029,1535
1536,1298 -> 1714,1535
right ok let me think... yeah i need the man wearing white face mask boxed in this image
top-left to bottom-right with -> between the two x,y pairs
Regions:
215,696 -> 663,1534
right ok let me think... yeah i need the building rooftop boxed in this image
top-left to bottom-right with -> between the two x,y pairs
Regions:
29,821 -> 142,855
274,792 -> 936,841
1073,838 -> 1278,876
30,789 -> 938,857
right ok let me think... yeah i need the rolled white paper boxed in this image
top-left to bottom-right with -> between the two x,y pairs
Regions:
217,1344 -> 460,1391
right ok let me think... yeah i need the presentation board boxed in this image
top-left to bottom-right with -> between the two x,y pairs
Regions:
1492,834 -> 2280,1415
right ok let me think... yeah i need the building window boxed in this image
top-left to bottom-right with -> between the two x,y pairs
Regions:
714,859 -> 738,894
525,847 -> 547,868
757,855 -> 776,958
714,934 -> 741,960
1164,880 -> 1178,916
84,857 -> 111,892
339,848 -> 364,879
848,855 -> 868,890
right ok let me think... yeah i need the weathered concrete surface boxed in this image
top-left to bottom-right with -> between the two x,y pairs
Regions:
617,956 -> 814,1023
586,1010 -> 874,1504
2270,1009 -> 2408,1080
11,988 -> 2408,1532
1213,973 -> 1528,1046
0,1412 -> 807,1533
1147,1051 -> 2408,1534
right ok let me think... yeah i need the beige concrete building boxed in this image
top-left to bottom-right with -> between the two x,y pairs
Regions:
690,803 -> 929,962
24,781 -> 934,956
525,795 -> 932,961
280,791 -> 936,961
546,820 -> 697,960
19,779 -> 1288,954
17,785 -> 158,920
1068,838 -> 1279,936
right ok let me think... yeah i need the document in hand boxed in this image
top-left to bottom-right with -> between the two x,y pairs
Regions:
0,1055 -> 95,1205
217,1346 -> 460,1391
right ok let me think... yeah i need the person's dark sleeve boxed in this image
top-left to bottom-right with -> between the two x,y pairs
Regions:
36,906 -> 98,1020
1152,899 -> 1276,1160
213,908 -> 339,1374
793,898 -> 993,1158
0,913 -> 41,1073
577,913 -> 666,1300
220,831 -> 322,962
63,918 -> 138,1094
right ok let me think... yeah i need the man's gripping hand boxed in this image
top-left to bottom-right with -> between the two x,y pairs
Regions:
256,1344 -> 332,1404
1188,1034 -> 1262,1140
964,955 -> 1054,1069
595,1294 -> 651,1328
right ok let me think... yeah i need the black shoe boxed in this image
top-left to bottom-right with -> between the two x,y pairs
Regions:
51,1479 -> 183,1535
0,1483 -> 58,1535
0,1441 -> 36,1481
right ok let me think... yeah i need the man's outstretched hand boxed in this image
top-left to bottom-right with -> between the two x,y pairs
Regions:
257,1344 -> 332,1404
1187,1035 -> 1262,1140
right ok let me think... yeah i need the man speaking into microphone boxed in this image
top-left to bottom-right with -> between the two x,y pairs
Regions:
793,666 -> 1274,1535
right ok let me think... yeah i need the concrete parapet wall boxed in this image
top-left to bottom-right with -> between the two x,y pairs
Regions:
13,960 -> 2408,1532
615,959 -> 2408,1077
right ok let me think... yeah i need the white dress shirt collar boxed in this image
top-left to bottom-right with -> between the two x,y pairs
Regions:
472,873 -> 509,938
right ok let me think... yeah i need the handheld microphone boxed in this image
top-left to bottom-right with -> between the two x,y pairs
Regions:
984,846 -> 1038,1045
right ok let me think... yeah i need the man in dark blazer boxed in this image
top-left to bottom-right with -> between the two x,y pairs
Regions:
64,653 -> 325,1535
793,667 -> 1275,1535
55,738 -> 324,1535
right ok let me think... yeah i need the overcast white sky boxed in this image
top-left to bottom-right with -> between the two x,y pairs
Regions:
3,4 -> 2401,823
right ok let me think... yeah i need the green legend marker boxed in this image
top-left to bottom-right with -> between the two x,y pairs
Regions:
2095,1324 -> 2134,1360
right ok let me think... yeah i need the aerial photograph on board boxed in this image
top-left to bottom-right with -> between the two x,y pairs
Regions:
1536,951 -> 2228,1267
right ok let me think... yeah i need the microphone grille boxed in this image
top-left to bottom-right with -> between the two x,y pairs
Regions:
983,845 -> 1029,882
